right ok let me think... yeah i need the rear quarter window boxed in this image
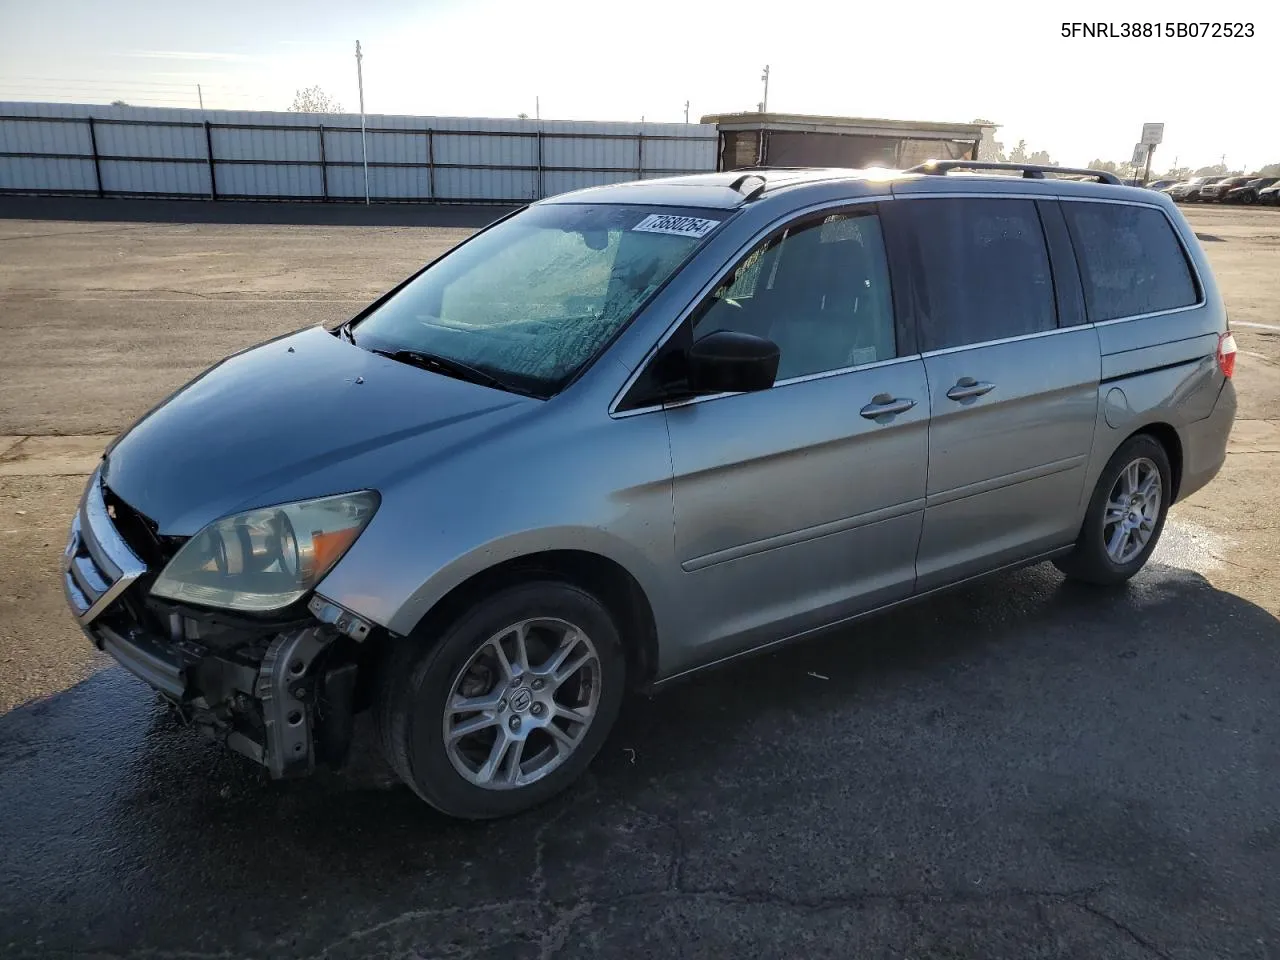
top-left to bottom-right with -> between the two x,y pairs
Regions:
1062,202 -> 1199,322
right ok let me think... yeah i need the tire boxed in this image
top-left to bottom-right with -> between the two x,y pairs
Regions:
375,580 -> 626,819
1054,434 -> 1172,586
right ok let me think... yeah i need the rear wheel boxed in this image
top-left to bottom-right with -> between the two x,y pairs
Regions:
375,581 -> 626,819
1054,434 -> 1172,586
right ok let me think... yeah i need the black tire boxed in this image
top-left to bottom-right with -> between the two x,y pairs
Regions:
374,580 -> 626,819
1054,434 -> 1172,586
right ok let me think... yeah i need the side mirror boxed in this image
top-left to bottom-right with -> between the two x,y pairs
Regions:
687,330 -> 779,395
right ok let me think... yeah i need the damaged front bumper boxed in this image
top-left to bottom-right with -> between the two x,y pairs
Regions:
63,468 -> 369,779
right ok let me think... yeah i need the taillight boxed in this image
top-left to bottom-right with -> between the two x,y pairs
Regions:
1217,331 -> 1237,379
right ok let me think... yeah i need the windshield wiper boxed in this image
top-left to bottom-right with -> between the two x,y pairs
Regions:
369,347 -> 531,395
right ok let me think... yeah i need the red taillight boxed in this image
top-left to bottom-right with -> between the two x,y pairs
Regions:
1217,331 -> 1237,379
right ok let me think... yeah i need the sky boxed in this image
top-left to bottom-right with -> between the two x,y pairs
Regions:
0,0 -> 1274,173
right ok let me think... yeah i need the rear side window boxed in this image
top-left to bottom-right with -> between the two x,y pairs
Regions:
1062,202 -> 1199,322
900,198 -> 1056,352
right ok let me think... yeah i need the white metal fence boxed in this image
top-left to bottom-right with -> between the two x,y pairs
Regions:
0,102 -> 719,203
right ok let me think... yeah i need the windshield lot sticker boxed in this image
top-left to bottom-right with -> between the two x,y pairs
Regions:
632,214 -> 720,238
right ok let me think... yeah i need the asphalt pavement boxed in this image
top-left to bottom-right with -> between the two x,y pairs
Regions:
2,554 -> 1277,958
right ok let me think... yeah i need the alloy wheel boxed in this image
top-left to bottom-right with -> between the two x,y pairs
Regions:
1102,457 -> 1162,564
442,618 -> 601,790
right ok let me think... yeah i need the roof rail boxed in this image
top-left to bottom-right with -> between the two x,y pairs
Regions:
907,159 -> 1122,186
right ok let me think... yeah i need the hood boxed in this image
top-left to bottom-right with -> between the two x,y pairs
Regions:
103,326 -> 535,534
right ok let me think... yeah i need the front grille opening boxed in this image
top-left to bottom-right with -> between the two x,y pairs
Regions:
102,485 -> 178,568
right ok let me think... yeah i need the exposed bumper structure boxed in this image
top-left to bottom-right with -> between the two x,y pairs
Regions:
63,468 -> 364,778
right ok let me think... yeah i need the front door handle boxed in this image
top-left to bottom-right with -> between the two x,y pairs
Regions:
946,377 -> 996,401
860,393 -> 917,419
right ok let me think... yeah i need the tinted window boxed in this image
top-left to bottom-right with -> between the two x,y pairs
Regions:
691,211 -> 896,380
1063,202 -> 1198,322
903,198 -> 1056,352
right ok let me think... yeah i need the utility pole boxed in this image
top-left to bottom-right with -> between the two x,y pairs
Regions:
536,96 -> 540,120
684,100 -> 690,123
197,84 -> 204,110
356,40 -> 369,205
759,65 -> 770,113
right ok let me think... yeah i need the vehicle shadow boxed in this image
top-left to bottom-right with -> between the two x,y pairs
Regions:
0,195 -> 518,229
2,561 -> 1277,956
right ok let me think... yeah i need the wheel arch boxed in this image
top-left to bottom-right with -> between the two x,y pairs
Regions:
1126,421 -> 1184,502
387,549 -> 661,691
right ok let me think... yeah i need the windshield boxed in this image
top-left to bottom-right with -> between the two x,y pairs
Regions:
350,203 -> 726,397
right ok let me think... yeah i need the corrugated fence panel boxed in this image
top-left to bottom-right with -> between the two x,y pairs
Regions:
100,159 -> 210,196
96,121 -> 207,160
435,166 -> 536,201
0,118 -> 91,155
322,129 -> 372,164
643,136 -> 716,172
213,125 -> 318,162
215,162 -> 322,198
435,133 -> 535,168
544,135 -> 639,172
0,156 -> 96,191
0,102 -> 717,201
367,130 -> 428,164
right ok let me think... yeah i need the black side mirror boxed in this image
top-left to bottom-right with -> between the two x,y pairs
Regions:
687,330 -> 779,395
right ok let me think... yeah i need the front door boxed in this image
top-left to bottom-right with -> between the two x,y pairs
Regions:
657,204 -> 930,666
891,196 -> 1101,589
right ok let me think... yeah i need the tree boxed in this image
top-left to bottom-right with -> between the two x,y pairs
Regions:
1257,162 -> 1280,177
1006,140 -> 1057,166
1192,163 -> 1228,177
289,86 -> 342,113
110,99 -> 128,107
517,112 -> 529,120
1161,166 -> 1191,181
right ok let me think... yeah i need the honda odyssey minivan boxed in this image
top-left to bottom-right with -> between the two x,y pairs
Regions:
64,161 -> 1238,818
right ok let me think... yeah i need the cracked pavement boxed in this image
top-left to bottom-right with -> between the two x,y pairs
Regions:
1,200 -> 1278,959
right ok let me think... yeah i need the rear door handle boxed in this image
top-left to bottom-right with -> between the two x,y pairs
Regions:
860,394 -> 917,419
946,378 -> 996,401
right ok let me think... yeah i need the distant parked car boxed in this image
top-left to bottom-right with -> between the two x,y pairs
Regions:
1199,176 -> 1253,202
1168,176 -> 1226,202
1225,177 -> 1280,204
1147,179 -> 1178,192
1260,181 -> 1280,206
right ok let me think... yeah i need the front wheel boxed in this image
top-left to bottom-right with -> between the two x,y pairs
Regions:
1054,434 -> 1172,586
375,581 -> 626,819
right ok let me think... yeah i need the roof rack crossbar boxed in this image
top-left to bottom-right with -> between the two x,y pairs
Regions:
907,160 -> 1122,186
727,172 -> 768,201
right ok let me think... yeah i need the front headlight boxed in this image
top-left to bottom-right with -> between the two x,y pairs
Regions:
151,491 -> 379,613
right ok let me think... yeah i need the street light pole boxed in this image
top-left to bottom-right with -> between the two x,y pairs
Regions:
356,40 -> 369,205
760,65 -> 770,113
684,100 -> 690,123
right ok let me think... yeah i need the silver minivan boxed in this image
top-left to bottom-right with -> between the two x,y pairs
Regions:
63,162 -> 1238,818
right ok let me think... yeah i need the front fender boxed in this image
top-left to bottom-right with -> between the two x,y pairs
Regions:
312,404 -> 681,653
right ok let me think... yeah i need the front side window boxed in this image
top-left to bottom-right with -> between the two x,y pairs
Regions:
1062,201 -> 1199,322
352,204 -> 724,396
690,209 -> 897,381
901,197 -> 1056,352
